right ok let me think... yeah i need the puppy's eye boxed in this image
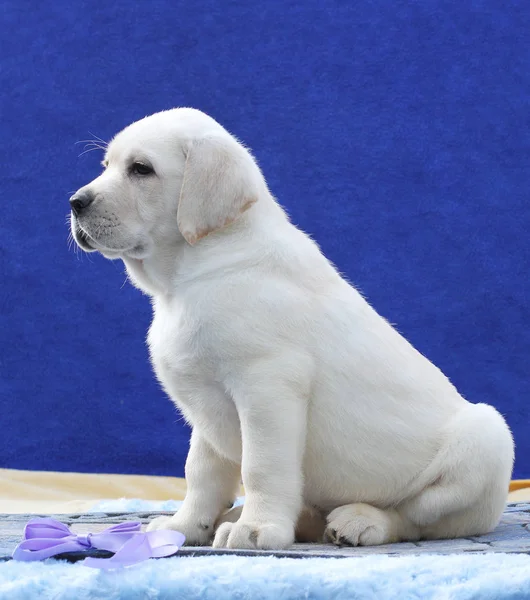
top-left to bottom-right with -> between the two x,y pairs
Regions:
131,162 -> 154,176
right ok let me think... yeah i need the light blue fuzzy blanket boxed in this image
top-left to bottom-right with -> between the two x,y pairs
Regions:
2,553 -> 530,600
2,499 -> 530,600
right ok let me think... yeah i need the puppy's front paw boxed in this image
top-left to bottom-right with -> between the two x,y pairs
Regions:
212,520 -> 295,550
146,515 -> 173,532
325,503 -> 399,546
146,514 -> 213,546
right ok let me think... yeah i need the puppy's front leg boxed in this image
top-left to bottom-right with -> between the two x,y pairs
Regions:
213,378 -> 307,550
147,430 -> 240,545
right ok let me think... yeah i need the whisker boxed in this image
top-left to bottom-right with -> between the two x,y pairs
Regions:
87,131 -> 108,147
75,133 -> 108,149
83,143 -> 106,152
75,132 -> 108,159
75,142 -> 106,154
66,214 -> 75,253
75,140 -> 100,146
78,146 -> 103,158
83,142 -> 106,152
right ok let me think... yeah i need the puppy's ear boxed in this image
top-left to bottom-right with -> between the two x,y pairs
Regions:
177,134 -> 260,245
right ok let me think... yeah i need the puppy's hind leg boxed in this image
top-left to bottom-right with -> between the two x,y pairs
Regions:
398,402 -> 514,538
325,503 -> 420,546
325,403 -> 513,547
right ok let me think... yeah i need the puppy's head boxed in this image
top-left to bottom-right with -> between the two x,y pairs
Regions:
70,108 -> 263,259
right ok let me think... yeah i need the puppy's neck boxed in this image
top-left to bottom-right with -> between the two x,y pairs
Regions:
122,256 -> 154,295
122,240 -> 187,297
123,197 -> 288,299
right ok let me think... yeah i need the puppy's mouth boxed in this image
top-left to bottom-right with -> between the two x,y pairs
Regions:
72,219 -> 97,252
70,213 -> 147,258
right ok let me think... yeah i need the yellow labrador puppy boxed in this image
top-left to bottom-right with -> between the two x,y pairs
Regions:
70,108 -> 514,550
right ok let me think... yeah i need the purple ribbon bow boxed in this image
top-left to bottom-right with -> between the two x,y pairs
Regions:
12,518 -> 185,569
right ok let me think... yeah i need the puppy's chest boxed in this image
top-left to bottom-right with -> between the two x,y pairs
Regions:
147,304 -> 241,458
147,303 -> 215,392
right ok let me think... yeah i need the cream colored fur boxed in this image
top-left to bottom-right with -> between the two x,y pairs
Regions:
71,108 -> 514,550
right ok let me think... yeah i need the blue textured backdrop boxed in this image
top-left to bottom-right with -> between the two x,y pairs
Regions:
0,1 -> 528,478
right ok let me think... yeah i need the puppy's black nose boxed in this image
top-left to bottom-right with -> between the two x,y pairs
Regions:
69,191 -> 94,215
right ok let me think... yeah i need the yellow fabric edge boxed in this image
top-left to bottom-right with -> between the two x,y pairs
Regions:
0,468 -> 528,513
0,468 -> 188,513
509,479 -> 530,492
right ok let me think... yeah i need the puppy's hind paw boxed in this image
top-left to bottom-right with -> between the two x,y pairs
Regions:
325,503 -> 402,546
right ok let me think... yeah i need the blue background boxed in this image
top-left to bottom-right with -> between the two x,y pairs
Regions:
1,1 -> 528,478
